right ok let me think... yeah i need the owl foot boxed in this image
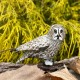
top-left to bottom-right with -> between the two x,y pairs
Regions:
44,60 -> 53,66
37,62 -> 64,72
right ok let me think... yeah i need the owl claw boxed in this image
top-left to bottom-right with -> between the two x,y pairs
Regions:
44,60 -> 53,66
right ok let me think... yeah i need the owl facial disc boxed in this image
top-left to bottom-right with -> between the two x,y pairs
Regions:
53,27 -> 64,41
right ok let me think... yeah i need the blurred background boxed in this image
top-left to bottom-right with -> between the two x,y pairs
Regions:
0,0 -> 80,64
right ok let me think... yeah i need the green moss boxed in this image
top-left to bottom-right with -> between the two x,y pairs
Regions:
0,0 -> 80,63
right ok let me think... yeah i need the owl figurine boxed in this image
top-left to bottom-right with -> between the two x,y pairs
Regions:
14,24 -> 66,66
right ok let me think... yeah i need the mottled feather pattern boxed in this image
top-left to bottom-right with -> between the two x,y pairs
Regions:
16,24 -> 66,65
16,35 -> 50,51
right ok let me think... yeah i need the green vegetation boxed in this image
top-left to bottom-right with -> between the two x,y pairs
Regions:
0,0 -> 80,63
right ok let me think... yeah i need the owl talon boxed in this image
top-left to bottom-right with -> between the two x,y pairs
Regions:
44,60 -> 53,66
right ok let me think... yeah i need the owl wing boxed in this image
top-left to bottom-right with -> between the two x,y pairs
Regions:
16,35 -> 50,52
16,35 -> 50,63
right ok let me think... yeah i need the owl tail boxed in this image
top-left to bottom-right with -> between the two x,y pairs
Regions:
16,56 -> 27,64
16,54 -> 29,64
16,52 -> 42,64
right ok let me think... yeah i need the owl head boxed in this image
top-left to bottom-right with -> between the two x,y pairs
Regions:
48,24 -> 66,41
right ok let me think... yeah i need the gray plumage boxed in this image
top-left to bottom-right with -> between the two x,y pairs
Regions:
15,24 -> 66,65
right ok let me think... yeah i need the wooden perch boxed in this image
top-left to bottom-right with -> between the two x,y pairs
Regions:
57,56 -> 78,65
37,62 -> 64,72
56,56 -> 80,74
0,64 -> 79,80
38,56 -> 80,72
0,56 -> 80,80
0,62 -> 23,73
46,67 -> 77,80
0,56 -> 79,73
67,57 -> 80,74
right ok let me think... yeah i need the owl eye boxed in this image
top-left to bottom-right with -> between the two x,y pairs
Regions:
54,29 -> 57,33
60,29 -> 63,33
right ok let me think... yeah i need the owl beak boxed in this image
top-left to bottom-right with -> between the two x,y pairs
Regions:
56,34 -> 61,39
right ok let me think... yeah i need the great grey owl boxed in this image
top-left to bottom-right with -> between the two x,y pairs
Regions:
14,24 -> 66,65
